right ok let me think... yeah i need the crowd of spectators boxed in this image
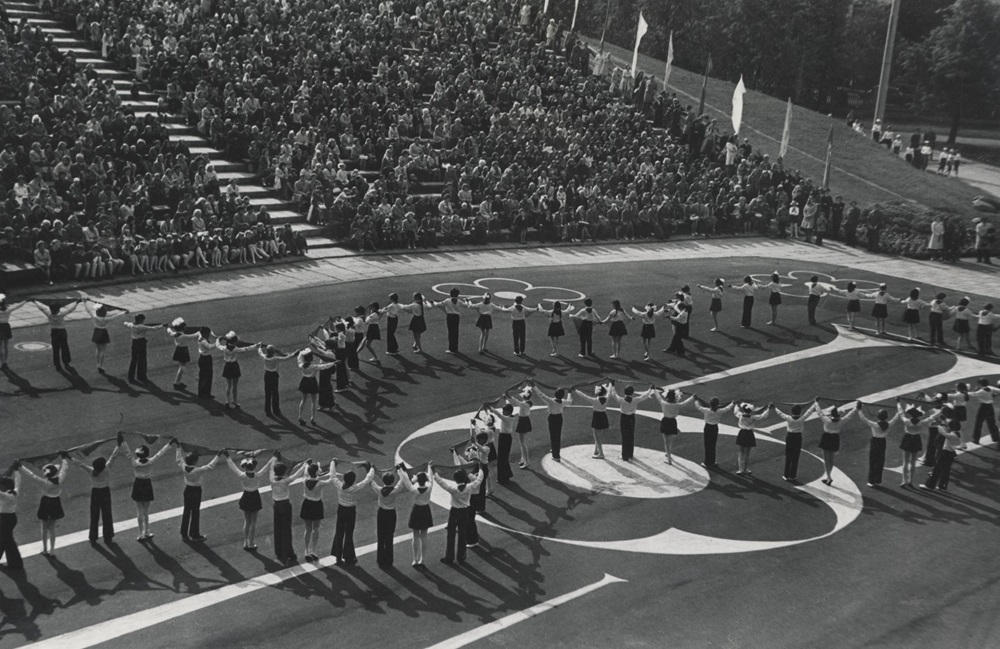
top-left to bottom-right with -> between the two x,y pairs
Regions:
2,0 -> 885,277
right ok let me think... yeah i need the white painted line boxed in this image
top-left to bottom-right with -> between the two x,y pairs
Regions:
422,573 -> 626,649
30,522 -> 447,649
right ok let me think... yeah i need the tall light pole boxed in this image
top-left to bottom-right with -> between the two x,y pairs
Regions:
872,0 -> 902,128
599,0 -> 612,54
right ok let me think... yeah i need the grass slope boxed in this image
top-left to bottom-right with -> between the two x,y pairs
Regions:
582,36 -> 985,220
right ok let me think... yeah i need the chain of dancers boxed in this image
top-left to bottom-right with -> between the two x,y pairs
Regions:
1,374 -> 998,573
2,278 -> 999,396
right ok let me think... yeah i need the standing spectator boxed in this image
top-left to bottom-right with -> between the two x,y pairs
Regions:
866,209 -> 884,253
928,217 -> 945,260
974,219 -> 992,265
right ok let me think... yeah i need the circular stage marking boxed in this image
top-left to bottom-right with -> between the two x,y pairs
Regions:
493,290 -> 526,300
15,341 -> 51,352
541,445 -> 709,499
431,277 -> 586,304
397,408 -> 864,555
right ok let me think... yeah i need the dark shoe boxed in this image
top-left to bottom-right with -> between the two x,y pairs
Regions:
190,535 -> 207,542
440,557 -> 454,564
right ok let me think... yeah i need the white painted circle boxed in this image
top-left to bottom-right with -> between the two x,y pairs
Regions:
494,290 -> 526,300
15,341 -> 51,352
541,445 -> 709,499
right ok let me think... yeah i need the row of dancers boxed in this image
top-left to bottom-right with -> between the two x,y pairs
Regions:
2,377 -> 997,573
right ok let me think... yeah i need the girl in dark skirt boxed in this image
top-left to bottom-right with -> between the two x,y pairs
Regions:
732,403 -> 770,475
697,279 -> 725,331
730,276 -> 759,328
0,294 -> 27,370
898,401 -> 941,487
464,293 -> 502,354
602,300 -> 632,359
401,467 -> 434,567
300,461 -> 334,562
217,332 -> 262,409
857,407 -> 901,487
863,283 -> 897,336
536,301 -> 573,357
815,401 -> 858,486
83,298 -> 127,373
654,389 -> 696,464
832,282 -> 863,329
297,350 -> 337,425
225,453 -> 276,551
358,301 -> 383,363
900,288 -> 929,341
948,382 -> 970,436
404,292 -> 428,353
575,385 -> 611,459
167,318 -> 200,389
765,272 -> 784,325
631,303 -> 664,361
950,298 -> 972,351
507,386 -> 535,468
19,456 -> 69,556
121,435 -> 171,540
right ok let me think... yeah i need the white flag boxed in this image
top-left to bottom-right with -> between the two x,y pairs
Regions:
571,0 -> 580,31
630,11 -> 648,79
731,75 -> 746,136
543,0 -> 549,14
779,98 -> 792,159
662,31 -> 674,88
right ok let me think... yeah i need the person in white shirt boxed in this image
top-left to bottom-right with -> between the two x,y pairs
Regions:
609,382 -> 653,461
82,298 -> 128,373
270,454 -> 307,563
899,288 -> 929,341
631,303 -> 664,361
403,292 -> 429,353
224,453 -> 276,551
296,350 -> 337,425
897,400 -> 942,487
19,456 -> 69,556
0,470 -> 23,570
167,318 -> 200,390
536,300 -> 574,357
299,460 -> 335,562
497,296 -> 537,356
217,332 -> 262,409
569,298 -> 601,357
434,465 -> 484,563
732,403 -> 770,475
862,283 -> 898,336
969,378 -> 999,445
533,385 -> 573,461
371,467 -> 406,566
773,403 -> 817,483
256,344 -> 297,418
121,434 -> 171,541
856,407 -> 902,487
697,279 -> 725,331
124,313 -> 166,383
665,301 -> 691,356
923,406 -> 961,491
433,288 -> 463,354
400,466 -> 434,567
654,389 -> 695,464
489,403 -> 518,484
694,397 -> 727,468
815,401 -> 859,485
506,386 -> 535,467
383,293 -> 403,355
33,299 -> 81,370
358,301 -> 383,363
730,276 -> 759,328
175,443 -> 222,542
803,276 -> 829,326
927,293 -> 948,346
975,304 -> 999,356
575,384 -> 611,458
462,293 -> 503,355
330,463 -> 375,565
196,327 -> 217,399
71,442 -> 121,542
0,294 -> 27,369
830,282 -> 863,329
602,300 -> 633,359
950,298 -> 973,351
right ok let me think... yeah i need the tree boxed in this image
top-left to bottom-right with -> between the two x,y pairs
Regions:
898,0 -> 1000,143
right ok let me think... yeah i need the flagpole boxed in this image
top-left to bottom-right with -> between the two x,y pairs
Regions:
873,0 -> 901,129
599,0 -> 612,54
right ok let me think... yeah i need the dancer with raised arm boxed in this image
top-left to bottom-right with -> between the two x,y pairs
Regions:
631,303 -> 663,360
694,397 -> 726,468
71,441 -> 121,543
83,298 -> 128,373
570,298 -> 600,357
609,382 -> 654,462
490,402 -> 518,484
404,292 -> 428,353
0,294 -> 27,370
0,470 -> 23,570
507,385 -> 535,468
196,327 -> 217,399
697,279 -> 725,331
120,433 -> 171,541
463,293 -> 502,355
270,452 -> 306,564
928,293 -> 949,346
970,378 -> 999,446
331,462 -> 375,565
950,298 -> 973,351
358,301 -> 383,363
575,384 -> 611,459
401,465 -> 434,567
33,299 -> 80,370
19,455 -> 69,556
923,406 -> 960,492
258,345 -> 297,417
773,403 -> 817,483
435,288 -> 463,354
225,452 -> 276,551
167,318 -> 200,389
900,288 -> 929,341
805,276 -> 828,326
536,301 -> 574,357
857,406 -> 902,487
297,350 -> 337,425
300,460 -> 335,562
123,314 -> 166,383
732,403 -> 771,475
654,389 -> 695,464
815,401 -> 859,485
665,301 -> 691,356
217,332 -> 262,409
897,400 -> 942,487
602,300 -> 632,359
498,296 -> 536,356
765,272 -> 783,325
434,465 -> 484,564
863,283 -> 897,336
533,384 -> 573,461
175,444 -> 222,542
383,293 -> 403,356
372,467 -> 406,567
830,282 -> 863,330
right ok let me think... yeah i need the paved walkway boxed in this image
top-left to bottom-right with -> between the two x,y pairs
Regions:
7,239 -> 998,328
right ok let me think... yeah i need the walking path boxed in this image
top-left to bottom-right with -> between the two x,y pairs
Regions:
7,238 -> 998,328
